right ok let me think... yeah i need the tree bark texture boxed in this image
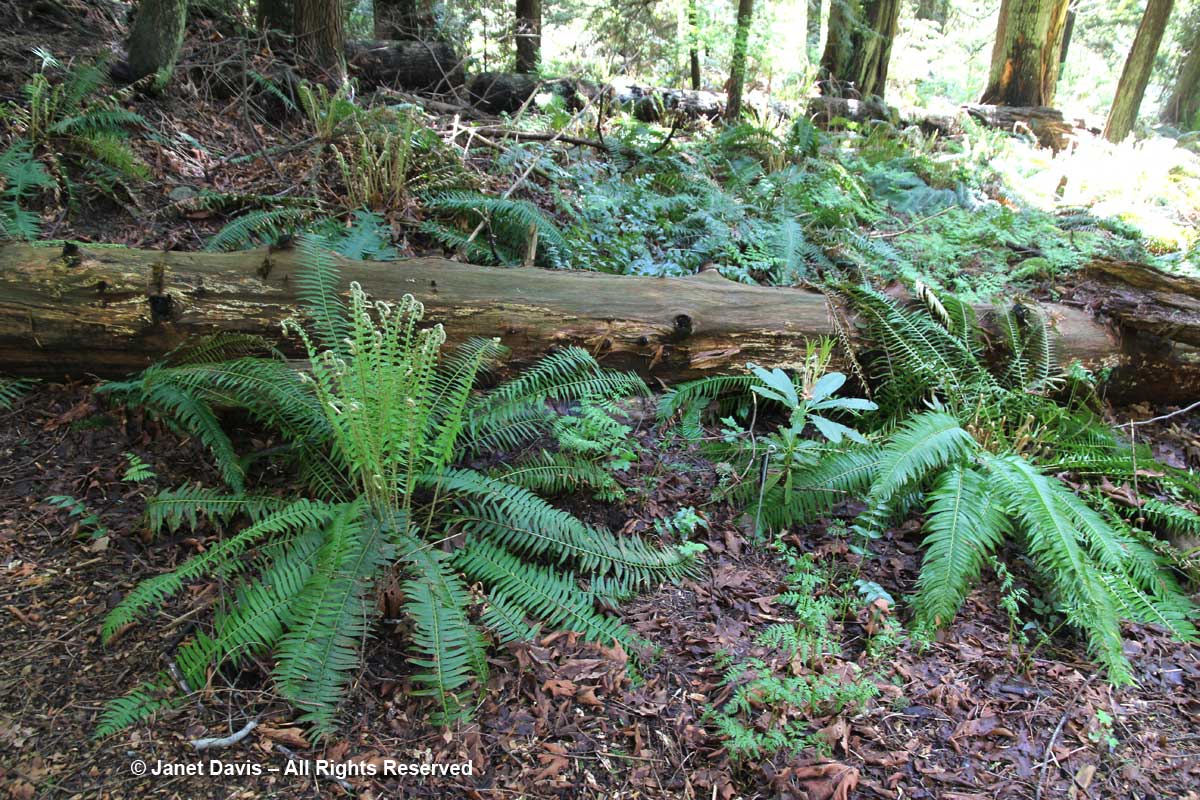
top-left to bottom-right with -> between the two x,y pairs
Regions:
1104,0 -> 1174,143
981,0 -> 1070,106
3,243 -> 1199,404
125,0 -> 188,84
819,0 -> 902,100
688,0 -> 701,89
347,39 -> 464,92
1161,26 -> 1200,129
293,0 -> 346,83
724,0 -> 755,120
514,0 -> 542,74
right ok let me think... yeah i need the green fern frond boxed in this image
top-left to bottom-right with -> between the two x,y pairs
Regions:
103,499 -> 337,643
443,468 -> 697,586
455,538 -> 638,649
914,465 -> 1009,629
398,537 -> 489,725
94,675 -> 177,739
980,452 -> 1131,683
274,503 -> 390,739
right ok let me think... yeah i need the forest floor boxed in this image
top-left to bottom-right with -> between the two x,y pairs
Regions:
3,5 -> 1200,800
1,384 -> 1199,799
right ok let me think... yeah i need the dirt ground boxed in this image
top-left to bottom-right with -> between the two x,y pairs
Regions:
1,384 -> 1198,799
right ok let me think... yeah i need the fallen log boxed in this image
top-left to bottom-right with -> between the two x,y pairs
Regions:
0,242 -> 1193,403
346,40 -> 464,93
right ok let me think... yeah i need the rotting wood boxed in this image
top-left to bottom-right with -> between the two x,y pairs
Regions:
3,242 -> 1196,403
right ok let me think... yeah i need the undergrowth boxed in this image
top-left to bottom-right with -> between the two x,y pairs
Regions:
94,237 -> 701,740
664,284 -> 1200,683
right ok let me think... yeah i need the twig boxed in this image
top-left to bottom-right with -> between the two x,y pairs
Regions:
191,719 -> 258,751
1123,399 -> 1200,428
1036,675 -> 1096,800
869,205 -> 956,239
467,126 -> 609,150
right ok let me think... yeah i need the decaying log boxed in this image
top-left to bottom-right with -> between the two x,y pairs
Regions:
7,242 -> 1194,404
465,72 -> 598,114
346,39 -> 464,93
961,104 -> 1092,150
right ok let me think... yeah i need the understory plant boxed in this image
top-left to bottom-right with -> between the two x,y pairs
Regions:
664,285 -> 1200,682
96,238 -> 699,739
2,51 -> 149,205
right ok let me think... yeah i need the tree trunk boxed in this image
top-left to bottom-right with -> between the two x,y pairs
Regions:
806,0 -> 821,64
1104,0 -> 1174,142
688,0 -> 701,89
915,0 -> 948,28
724,0 -> 755,121
819,0 -> 902,100
1059,7 -> 1075,64
514,0 -> 541,74
1161,26 -> 1200,129
981,0 -> 1070,106
256,0 -> 291,31
3,243 -> 1199,404
374,0 -> 435,40
125,0 -> 188,84
293,0 -> 345,83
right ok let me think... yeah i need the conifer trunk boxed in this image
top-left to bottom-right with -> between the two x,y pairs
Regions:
514,0 -> 542,74
1161,27 -> 1200,129
724,0 -> 755,120
819,0 -> 902,100
688,0 -> 702,89
1105,0 -> 1174,142
125,0 -> 188,84
294,0 -> 346,82
980,0 -> 1070,106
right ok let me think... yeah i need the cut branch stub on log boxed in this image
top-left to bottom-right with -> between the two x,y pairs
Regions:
0,243 -> 1171,403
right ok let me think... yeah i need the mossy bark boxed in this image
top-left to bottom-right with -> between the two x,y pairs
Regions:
1161,27 -> 1200,130
818,0 -> 902,100
724,0 -> 755,120
126,0 -> 188,85
1104,0 -> 1174,142
980,0 -> 1070,106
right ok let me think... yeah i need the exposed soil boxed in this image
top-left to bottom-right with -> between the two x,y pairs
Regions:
2,384 -> 1198,799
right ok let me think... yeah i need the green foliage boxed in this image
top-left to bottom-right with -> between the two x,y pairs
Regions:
121,452 -> 156,483
660,338 -> 876,534
3,51 -> 149,206
97,240 -> 696,739
0,143 -> 53,240
45,495 -> 109,539
705,540 -> 881,761
422,190 -> 569,267
0,376 -> 37,409
666,285 -> 1200,682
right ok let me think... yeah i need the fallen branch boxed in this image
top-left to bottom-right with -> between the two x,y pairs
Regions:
191,719 -> 258,751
